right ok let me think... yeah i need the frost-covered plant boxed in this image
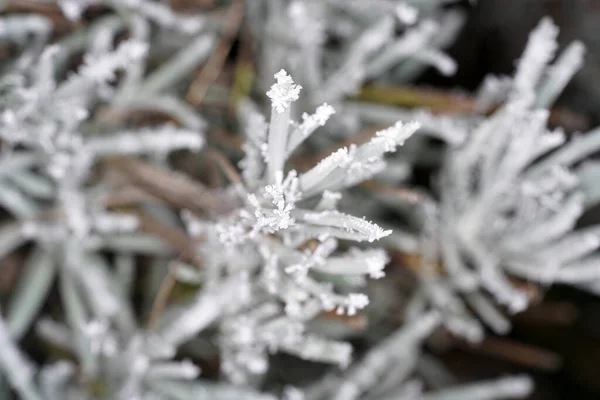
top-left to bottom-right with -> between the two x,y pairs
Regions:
0,3 -> 215,399
0,2 -> 597,400
28,0 -> 206,34
247,0 -> 464,135
160,69 -> 419,385
360,17 -> 595,340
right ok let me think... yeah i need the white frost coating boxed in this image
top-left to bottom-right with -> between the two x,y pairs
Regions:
374,121 -> 420,151
331,311 -> 441,400
536,40 -> 586,108
0,315 -> 40,399
250,170 -> 302,234
286,103 -> 336,155
396,3 -> 419,25
512,17 -> 558,98
302,210 -> 392,242
354,121 -> 420,162
87,124 -> 204,156
420,375 -> 533,400
266,69 -> 302,113
146,360 -> 201,380
123,0 -> 205,34
75,39 -> 148,85
280,334 -> 353,368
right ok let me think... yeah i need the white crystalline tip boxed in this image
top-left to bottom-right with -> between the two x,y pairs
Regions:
396,3 -> 419,25
363,249 -> 389,279
266,69 -> 302,113
345,293 -> 369,315
312,103 -> 336,126
283,386 -> 305,400
375,121 -> 420,151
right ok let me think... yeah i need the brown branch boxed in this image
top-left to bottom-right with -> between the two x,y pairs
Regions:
105,157 -> 237,216
207,127 -> 245,152
358,180 -> 422,204
146,261 -> 180,329
102,186 -> 161,208
454,336 -> 562,371
512,301 -> 579,326
356,84 -> 589,133
186,0 -> 246,106
204,149 -> 243,185
136,212 -> 202,266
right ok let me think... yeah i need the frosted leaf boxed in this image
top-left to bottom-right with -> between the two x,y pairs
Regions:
122,0 -> 205,34
301,210 -> 392,242
280,334 -> 353,368
512,17 -> 558,98
93,213 -> 139,233
344,158 -> 387,188
288,1 -> 325,47
299,146 -> 355,193
284,237 -> 337,277
420,375 -> 533,400
146,360 -> 201,380
0,316 -> 38,395
87,124 -> 204,156
373,121 -> 420,152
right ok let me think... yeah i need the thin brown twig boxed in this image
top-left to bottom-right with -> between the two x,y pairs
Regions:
356,84 -> 590,133
207,127 -> 245,152
105,157 -> 237,216
358,180 -> 422,204
146,260 -> 180,329
204,149 -> 243,185
512,301 -> 579,326
186,0 -> 246,106
137,211 -> 202,266
102,186 -> 161,208
454,336 -> 562,371
139,212 -> 204,329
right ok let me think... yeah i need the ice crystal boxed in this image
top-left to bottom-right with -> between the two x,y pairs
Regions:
266,69 -> 303,113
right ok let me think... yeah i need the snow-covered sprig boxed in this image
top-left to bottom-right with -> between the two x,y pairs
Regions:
330,311 -> 441,400
181,68 -> 419,384
286,103 -> 335,156
0,315 -> 41,400
314,247 -> 389,279
58,0 -> 205,34
238,99 -> 270,188
86,123 -> 204,157
410,17 -> 597,335
299,121 -> 420,195
299,210 -> 392,243
247,170 -> 302,235
511,17 -> 558,101
265,70 -> 302,181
